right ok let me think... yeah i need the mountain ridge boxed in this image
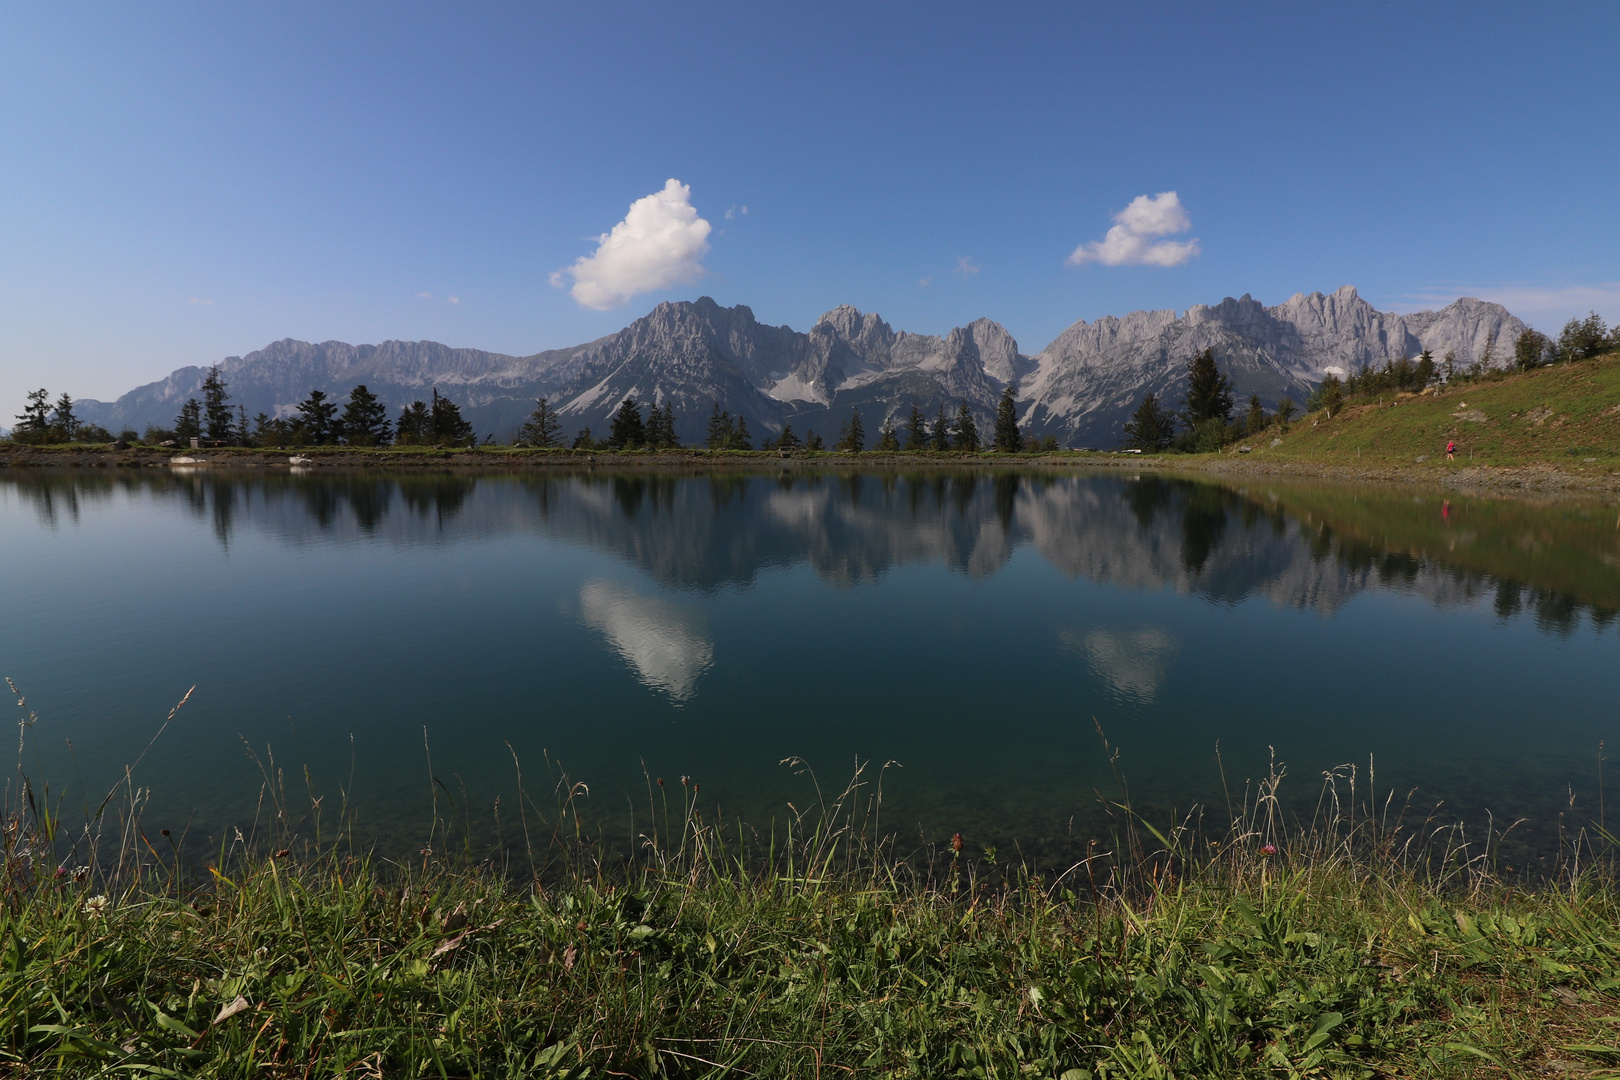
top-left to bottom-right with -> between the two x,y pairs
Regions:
76,287 -> 1527,447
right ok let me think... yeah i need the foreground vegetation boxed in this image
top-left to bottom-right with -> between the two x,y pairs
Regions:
9,711 -> 1620,1078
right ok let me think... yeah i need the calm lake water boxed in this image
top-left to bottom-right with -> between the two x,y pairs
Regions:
2,467 -> 1617,865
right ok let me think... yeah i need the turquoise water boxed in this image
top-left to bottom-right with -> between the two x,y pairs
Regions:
2,468 -> 1616,864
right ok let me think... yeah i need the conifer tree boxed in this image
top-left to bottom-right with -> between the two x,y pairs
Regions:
572,427 -> 596,450
341,384 -> 392,445
1276,397 -> 1297,426
876,421 -> 900,451
14,388 -> 51,441
519,396 -> 562,447
175,398 -> 204,443
1122,392 -> 1174,451
732,415 -> 752,450
954,402 -> 980,451
1244,393 -> 1266,435
395,401 -> 431,444
296,389 -> 338,445
804,429 -> 824,451
201,365 -> 234,442
51,393 -> 78,441
835,406 -> 865,452
1415,349 -> 1436,387
609,397 -> 645,448
993,383 -> 1022,452
428,388 -> 474,445
904,402 -> 928,450
1182,349 -> 1233,427
931,405 -> 952,451
705,403 -> 732,449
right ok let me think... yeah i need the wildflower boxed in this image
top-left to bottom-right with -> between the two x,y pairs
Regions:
1260,843 -> 1277,857
82,895 -> 110,919
950,832 -> 964,854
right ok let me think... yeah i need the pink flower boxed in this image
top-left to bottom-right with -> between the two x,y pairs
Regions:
1260,843 -> 1277,857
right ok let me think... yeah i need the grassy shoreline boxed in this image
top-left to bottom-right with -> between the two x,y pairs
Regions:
9,745 -> 1620,1078
4,441 -> 1619,497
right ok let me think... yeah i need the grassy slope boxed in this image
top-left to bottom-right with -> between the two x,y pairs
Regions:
1239,355 -> 1620,471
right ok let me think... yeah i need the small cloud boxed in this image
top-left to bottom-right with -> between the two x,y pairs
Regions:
447,296 -> 460,305
1067,191 -> 1200,268
955,256 -> 981,276
187,297 -> 215,306
918,276 -> 932,288
553,178 -> 712,310
723,204 -> 749,220
416,291 -> 433,300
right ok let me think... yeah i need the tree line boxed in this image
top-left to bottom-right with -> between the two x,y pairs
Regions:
9,367 -> 480,448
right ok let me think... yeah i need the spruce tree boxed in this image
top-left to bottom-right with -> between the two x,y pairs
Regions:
835,406 -> 865,452
395,401 -> 430,444
608,397 -> 645,448
1244,393 -> 1266,435
341,384 -> 391,446
520,396 -> 563,447
954,402 -> 980,451
993,383 -> 1022,452
1415,349 -> 1436,387
732,415 -> 752,450
1182,349 -> 1233,427
804,429 -> 824,451
904,402 -> 928,450
1276,398 -> 1297,426
705,403 -> 732,449
14,388 -> 51,441
572,427 -> 596,450
201,365 -> 234,442
428,388 -> 474,445
931,405 -> 952,451
175,398 -> 204,443
876,421 -> 900,451
295,389 -> 338,445
51,393 -> 79,441
1122,392 -> 1173,451
775,423 -> 800,450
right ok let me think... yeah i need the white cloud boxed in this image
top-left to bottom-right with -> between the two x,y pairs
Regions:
1067,191 -> 1200,268
723,204 -> 749,220
918,276 -> 932,288
554,178 -> 712,310
1393,282 -> 1620,330
187,297 -> 214,306
447,296 -> 460,305
955,255 -> 981,276
416,291 -> 433,299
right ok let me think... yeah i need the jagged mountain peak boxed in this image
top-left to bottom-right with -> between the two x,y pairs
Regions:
75,287 -> 1528,451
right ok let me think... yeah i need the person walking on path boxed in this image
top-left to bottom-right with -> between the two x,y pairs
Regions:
1446,439 -> 1456,461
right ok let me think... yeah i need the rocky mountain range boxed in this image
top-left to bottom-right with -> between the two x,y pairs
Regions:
76,286 -> 1527,447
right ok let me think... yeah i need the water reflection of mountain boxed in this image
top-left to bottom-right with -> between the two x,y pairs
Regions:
4,470 -> 1614,631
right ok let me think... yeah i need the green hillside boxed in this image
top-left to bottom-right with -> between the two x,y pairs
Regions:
1238,354 -> 1620,472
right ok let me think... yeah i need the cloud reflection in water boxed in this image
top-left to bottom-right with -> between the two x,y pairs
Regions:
579,580 -> 714,702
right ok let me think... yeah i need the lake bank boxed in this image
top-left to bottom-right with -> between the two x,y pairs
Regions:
6,441 -> 1620,495
12,837 -> 1620,1077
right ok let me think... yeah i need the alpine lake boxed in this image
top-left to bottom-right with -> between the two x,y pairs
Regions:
3,464 -> 1617,870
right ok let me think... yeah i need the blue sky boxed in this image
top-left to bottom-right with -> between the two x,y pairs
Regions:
2,1 -> 1616,411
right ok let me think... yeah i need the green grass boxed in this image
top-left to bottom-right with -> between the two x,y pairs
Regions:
1242,354 -> 1620,471
9,733 -> 1620,1079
